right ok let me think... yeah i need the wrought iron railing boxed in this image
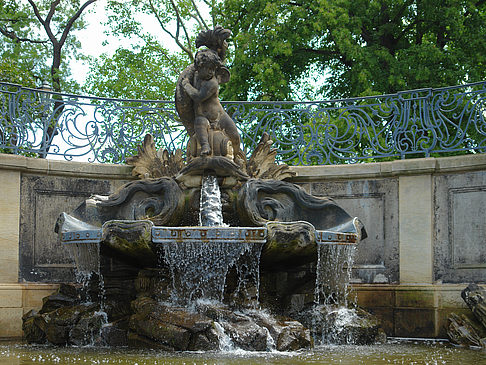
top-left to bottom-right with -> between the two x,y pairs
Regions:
0,81 -> 485,165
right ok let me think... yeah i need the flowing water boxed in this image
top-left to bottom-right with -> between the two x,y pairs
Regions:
313,244 -> 361,344
315,244 -> 356,307
160,174 -> 262,305
161,240 -> 260,304
199,175 -> 225,227
0,340 -> 484,364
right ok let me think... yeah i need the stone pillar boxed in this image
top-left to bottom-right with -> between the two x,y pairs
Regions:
0,169 -> 20,283
399,174 -> 433,284
0,169 -> 22,338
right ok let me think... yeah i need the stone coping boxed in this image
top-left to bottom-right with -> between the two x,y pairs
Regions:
1,152 -> 485,180
0,153 -> 133,179
291,153 -> 486,181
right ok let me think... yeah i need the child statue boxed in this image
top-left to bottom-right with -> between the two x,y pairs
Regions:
175,27 -> 244,166
181,49 -> 241,160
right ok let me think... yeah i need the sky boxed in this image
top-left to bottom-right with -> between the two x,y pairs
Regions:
70,0 -> 167,86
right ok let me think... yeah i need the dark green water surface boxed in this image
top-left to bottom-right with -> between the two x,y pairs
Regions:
0,340 -> 485,365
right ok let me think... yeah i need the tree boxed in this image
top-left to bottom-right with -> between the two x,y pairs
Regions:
84,0 -> 216,99
0,0 -> 96,91
84,41 -> 186,100
219,0 -> 486,101
0,0 -> 96,156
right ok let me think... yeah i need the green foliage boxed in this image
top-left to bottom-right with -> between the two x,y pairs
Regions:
218,0 -> 486,101
0,0 -> 93,91
84,0 -> 214,100
84,41 -> 188,100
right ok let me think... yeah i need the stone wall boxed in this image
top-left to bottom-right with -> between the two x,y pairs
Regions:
0,152 -> 485,338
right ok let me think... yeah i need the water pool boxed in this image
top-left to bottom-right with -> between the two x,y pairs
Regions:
0,340 -> 484,364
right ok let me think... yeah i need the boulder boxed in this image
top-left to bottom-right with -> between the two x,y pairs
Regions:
296,305 -> 384,345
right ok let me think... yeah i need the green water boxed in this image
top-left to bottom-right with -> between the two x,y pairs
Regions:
0,341 -> 485,365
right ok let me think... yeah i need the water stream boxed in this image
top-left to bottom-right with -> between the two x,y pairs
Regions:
314,243 -> 359,344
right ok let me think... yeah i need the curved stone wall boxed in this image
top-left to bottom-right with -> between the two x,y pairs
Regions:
0,153 -> 485,338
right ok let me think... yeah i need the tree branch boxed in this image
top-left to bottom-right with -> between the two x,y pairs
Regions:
45,0 -> 61,24
27,0 -> 57,45
169,0 -> 192,51
0,26 -> 47,44
189,0 -> 209,30
59,0 -> 97,46
148,0 -> 193,60
27,0 -> 45,25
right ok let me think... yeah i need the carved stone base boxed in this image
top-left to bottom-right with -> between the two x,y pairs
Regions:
186,129 -> 234,162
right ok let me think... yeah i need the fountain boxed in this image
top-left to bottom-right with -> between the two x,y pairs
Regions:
22,27 -> 384,351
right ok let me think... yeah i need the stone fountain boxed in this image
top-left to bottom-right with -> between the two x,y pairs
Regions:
22,27 -> 384,350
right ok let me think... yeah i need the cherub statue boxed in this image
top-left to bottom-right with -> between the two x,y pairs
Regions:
175,27 -> 244,165
181,49 -> 241,159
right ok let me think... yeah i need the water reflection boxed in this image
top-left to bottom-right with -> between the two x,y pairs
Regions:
0,341 -> 484,365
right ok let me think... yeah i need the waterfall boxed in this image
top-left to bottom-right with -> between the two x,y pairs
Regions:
313,243 -> 358,344
160,174 -> 264,306
315,244 -> 356,307
162,240 -> 258,304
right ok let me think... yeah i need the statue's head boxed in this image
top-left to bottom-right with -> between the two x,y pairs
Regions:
194,49 -> 230,83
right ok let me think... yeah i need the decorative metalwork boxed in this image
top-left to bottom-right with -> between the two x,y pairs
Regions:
1,81 -> 485,165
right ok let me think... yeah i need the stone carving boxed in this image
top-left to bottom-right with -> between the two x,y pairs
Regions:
237,178 -> 366,237
126,134 -> 184,179
175,26 -> 244,165
127,132 -> 294,187
247,133 -> 295,181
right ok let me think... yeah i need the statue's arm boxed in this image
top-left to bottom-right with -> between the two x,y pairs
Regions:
183,78 -> 218,103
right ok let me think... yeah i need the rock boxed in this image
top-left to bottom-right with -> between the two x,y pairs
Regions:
129,312 -> 192,350
40,284 -> 80,314
461,284 -> 486,329
45,324 -> 70,345
297,306 -> 384,345
22,310 -> 46,344
101,318 -> 129,347
69,309 -> 106,346
447,284 -> 486,348
134,268 -> 172,301
40,303 -> 99,345
129,297 -> 215,351
219,319 -> 269,351
247,310 -> 312,351
127,332 -> 176,351
277,322 -> 313,351
190,328 -> 220,351
447,313 -> 486,348
57,283 -> 79,298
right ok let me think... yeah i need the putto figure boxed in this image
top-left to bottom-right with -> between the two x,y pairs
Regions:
175,27 -> 244,165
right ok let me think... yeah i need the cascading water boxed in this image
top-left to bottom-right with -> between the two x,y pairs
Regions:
315,244 -> 356,307
66,241 -> 108,346
161,174 -> 262,306
313,243 -> 358,344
